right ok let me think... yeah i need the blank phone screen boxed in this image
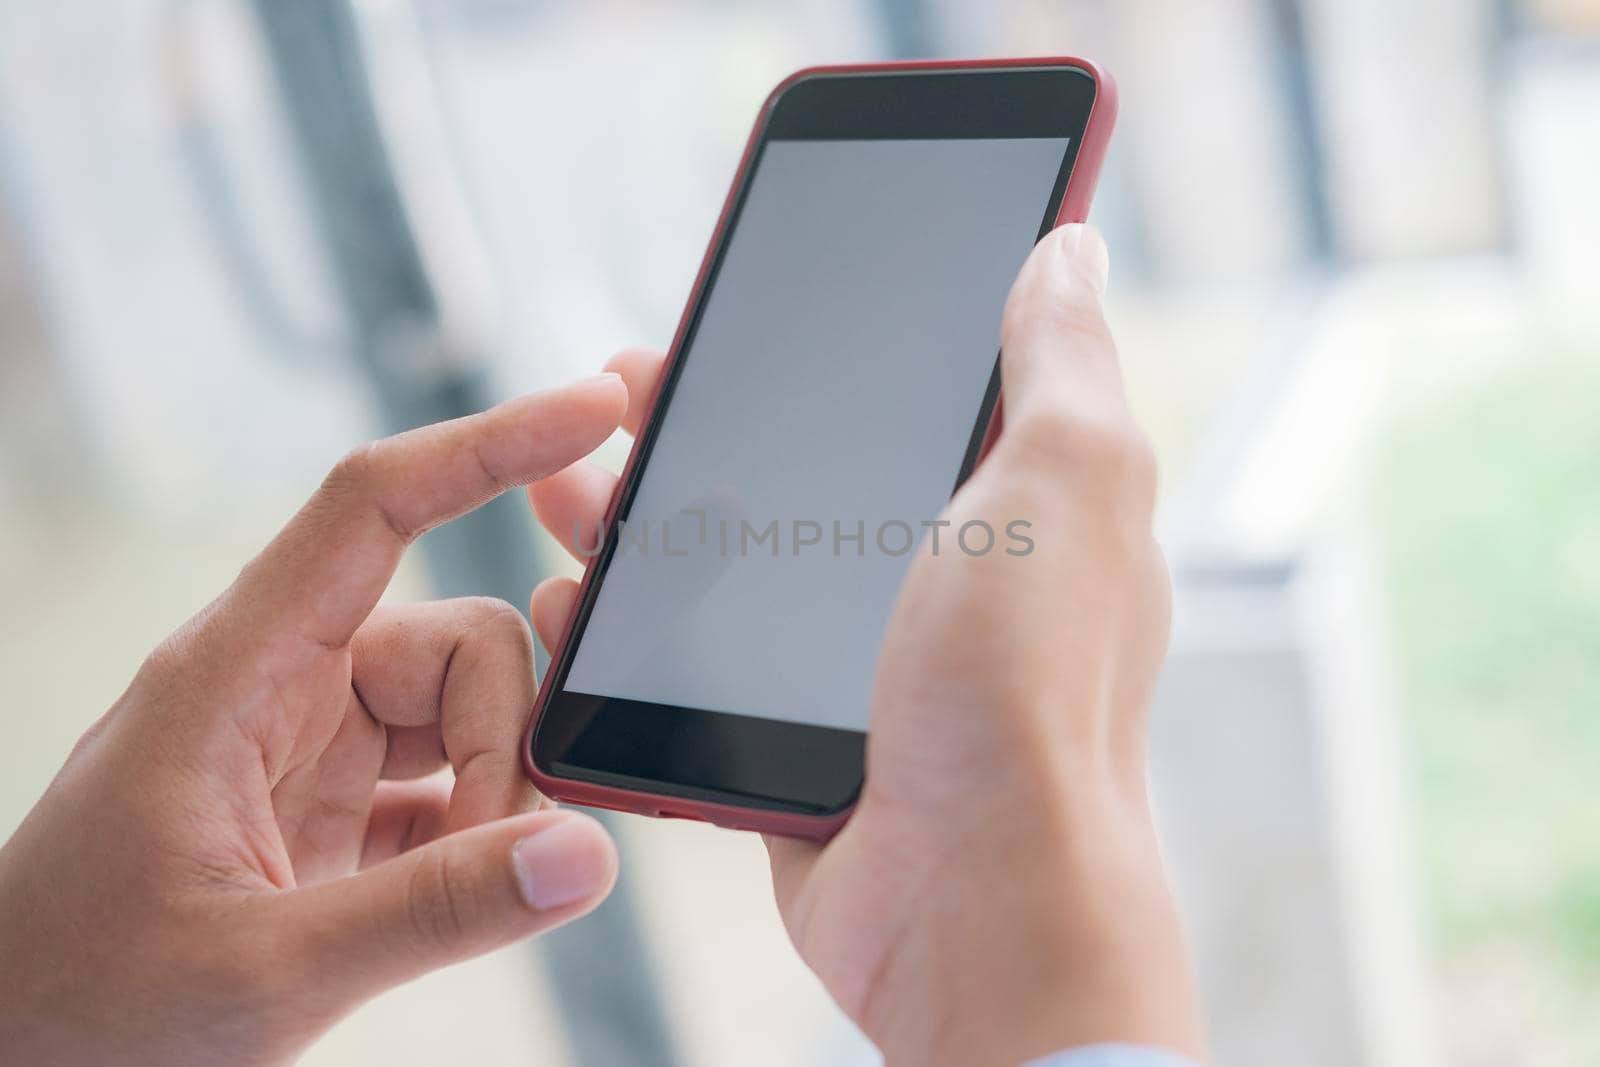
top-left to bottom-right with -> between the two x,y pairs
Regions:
563,135 -> 1070,732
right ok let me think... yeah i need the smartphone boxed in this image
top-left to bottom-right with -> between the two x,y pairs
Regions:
524,58 -> 1117,840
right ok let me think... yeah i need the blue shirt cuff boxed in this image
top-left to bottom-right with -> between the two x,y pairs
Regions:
1022,1044 -> 1203,1067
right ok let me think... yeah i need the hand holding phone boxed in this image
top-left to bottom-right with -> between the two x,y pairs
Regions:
530,225 -> 1205,1065
523,59 -> 1202,1061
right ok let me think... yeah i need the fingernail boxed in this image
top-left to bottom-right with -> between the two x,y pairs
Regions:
588,371 -> 624,386
1057,223 -> 1109,297
511,816 -> 611,910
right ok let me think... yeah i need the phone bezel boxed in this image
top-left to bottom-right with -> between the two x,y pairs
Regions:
526,59 -> 1111,836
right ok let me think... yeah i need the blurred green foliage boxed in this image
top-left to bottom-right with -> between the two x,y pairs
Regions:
1377,352 -> 1600,971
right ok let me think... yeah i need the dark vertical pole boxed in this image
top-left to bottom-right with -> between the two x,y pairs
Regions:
249,3 -> 677,1063
247,0 -> 539,610
873,0 -> 939,58
1266,0 -> 1337,262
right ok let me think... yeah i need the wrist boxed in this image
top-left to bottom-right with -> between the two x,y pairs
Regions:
861,781 -> 1205,1067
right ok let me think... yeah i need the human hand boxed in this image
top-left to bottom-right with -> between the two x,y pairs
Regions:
0,375 -> 629,1066
529,225 -> 1204,1066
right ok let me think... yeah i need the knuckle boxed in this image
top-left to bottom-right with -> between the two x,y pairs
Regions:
1008,400 -> 1119,466
137,633 -> 186,687
131,627 -> 208,708
324,442 -> 379,496
462,598 -> 535,654
1007,404 -> 1160,517
323,442 -> 414,541
405,848 -> 472,951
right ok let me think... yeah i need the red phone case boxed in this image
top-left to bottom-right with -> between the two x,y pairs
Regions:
523,56 -> 1119,840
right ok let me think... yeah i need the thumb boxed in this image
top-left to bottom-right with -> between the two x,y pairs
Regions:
274,810 -> 617,1002
997,223 -> 1121,425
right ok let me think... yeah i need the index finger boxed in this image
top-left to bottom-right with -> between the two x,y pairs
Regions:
230,374 -> 627,650
601,347 -> 666,437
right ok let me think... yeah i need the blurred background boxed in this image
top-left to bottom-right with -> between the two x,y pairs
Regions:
1,0 -> 1597,1064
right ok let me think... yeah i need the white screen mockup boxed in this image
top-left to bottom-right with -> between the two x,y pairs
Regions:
564,136 -> 1069,732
